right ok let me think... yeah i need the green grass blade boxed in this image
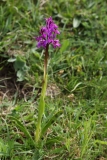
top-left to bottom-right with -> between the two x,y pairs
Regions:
95,140 -> 107,145
9,116 -> 35,146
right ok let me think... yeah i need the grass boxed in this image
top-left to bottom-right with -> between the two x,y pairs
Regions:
0,0 -> 107,159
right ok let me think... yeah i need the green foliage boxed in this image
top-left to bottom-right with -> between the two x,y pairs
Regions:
8,56 -> 29,81
9,116 -> 35,146
41,110 -> 63,137
0,0 -> 107,159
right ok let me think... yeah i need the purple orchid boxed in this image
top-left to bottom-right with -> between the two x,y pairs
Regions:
36,17 -> 60,49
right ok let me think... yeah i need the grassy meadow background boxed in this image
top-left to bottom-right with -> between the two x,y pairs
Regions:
0,0 -> 107,159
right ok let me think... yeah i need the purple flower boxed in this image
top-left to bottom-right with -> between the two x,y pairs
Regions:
36,17 -> 60,48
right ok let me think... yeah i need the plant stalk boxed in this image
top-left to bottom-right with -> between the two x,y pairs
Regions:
35,44 -> 49,143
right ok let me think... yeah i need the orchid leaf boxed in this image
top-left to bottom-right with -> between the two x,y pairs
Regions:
41,110 -> 63,137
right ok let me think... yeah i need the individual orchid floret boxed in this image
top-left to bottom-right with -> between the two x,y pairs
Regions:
36,17 -> 60,48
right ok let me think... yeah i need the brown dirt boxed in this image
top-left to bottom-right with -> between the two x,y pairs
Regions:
0,56 -> 34,101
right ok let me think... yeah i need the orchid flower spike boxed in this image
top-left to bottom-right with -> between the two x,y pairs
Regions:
36,17 -> 60,49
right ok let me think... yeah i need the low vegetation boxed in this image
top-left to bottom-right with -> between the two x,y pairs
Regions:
0,0 -> 107,159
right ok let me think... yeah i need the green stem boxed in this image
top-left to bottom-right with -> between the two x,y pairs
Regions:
35,44 -> 49,143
